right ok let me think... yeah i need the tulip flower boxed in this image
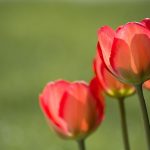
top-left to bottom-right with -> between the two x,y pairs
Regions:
97,18 -> 150,84
39,80 -> 104,150
97,18 -> 150,149
93,52 -> 135,150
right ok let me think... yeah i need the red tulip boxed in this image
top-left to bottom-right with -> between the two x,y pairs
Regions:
94,52 -> 135,98
39,80 -> 104,140
97,18 -> 150,84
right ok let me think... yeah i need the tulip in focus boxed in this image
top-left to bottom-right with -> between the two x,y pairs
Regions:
97,18 -> 150,84
39,80 -> 104,141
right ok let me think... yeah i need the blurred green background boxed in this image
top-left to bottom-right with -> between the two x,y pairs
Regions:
0,0 -> 150,150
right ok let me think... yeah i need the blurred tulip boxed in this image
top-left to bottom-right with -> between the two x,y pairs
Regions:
97,18 -> 150,84
94,52 -> 135,99
92,53 -> 135,150
143,80 -> 150,89
89,76 -> 104,104
39,80 -> 104,141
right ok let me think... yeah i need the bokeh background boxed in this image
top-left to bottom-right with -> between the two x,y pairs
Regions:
0,0 -> 150,150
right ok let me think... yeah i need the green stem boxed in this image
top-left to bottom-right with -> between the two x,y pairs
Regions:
118,98 -> 130,150
134,84 -> 150,150
77,139 -> 86,150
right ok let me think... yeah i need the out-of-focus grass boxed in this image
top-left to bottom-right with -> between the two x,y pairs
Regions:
0,2 -> 150,150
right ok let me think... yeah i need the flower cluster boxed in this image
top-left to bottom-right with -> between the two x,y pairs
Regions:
39,18 -> 150,150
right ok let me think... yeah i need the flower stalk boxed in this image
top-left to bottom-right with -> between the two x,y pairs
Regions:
77,139 -> 86,150
134,83 -> 150,150
118,98 -> 130,150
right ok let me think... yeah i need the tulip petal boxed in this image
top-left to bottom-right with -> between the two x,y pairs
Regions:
40,95 -> 61,127
130,34 -> 150,79
59,82 -> 101,138
97,26 -> 115,70
141,18 -> 150,30
94,52 -> 107,89
39,80 -> 70,130
89,77 -> 104,107
115,22 -> 150,48
110,38 -> 133,82
94,52 -> 120,89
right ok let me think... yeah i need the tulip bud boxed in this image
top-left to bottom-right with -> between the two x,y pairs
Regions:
39,80 -> 104,140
